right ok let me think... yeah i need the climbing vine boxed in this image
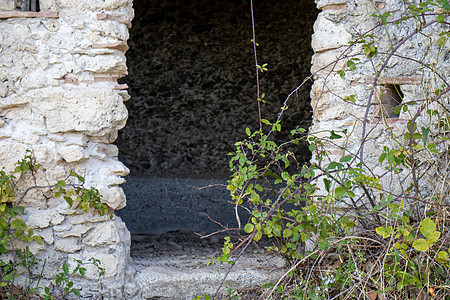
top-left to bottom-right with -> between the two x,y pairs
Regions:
200,0 -> 450,299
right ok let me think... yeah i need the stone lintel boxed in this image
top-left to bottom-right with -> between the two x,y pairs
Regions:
97,13 -> 131,29
321,4 -> 347,10
366,77 -> 421,85
92,41 -> 129,52
0,11 -> 58,19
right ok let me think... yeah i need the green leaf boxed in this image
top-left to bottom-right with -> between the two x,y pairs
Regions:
421,127 -> 429,145
72,288 -> 81,297
340,155 -> 352,163
3,274 -> 14,282
283,228 -> 292,238
245,127 -> 251,136
437,14 -> 445,23
33,235 -> 43,245
427,230 -> 441,244
420,217 -> 437,238
436,251 -> 449,263
329,130 -> 342,139
334,186 -> 347,197
10,219 -> 22,229
412,238 -> 429,251
63,263 -> 69,274
376,226 -> 392,239
244,223 -> 254,233
254,230 -> 262,242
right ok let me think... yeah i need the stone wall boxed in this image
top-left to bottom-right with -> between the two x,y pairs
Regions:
1,0 -> 448,298
310,0 -> 449,196
0,0 -> 134,297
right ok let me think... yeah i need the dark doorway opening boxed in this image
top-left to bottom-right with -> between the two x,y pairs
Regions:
116,0 -> 319,237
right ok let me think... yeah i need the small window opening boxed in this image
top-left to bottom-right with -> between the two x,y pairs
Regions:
378,84 -> 403,118
15,0 -> 40,12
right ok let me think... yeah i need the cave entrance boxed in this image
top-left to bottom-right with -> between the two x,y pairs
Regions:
116,0 -> 319,243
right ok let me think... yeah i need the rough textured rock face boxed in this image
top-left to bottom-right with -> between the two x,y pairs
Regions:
0,0 -> 133,297
116,0 -> 318,178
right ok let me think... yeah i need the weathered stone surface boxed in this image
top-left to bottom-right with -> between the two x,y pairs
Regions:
54,237 -> 82,253
55,0 -> 131,10
312,13 -> 352,52
0,0 -> 14,10
26,208 -> 65,229
68,251 -> 119,279
57,224 -> 93,238
83,221 -> 120,247
58,145 -> 88,163
36,228 -> 54,245
98,186 -> 127,210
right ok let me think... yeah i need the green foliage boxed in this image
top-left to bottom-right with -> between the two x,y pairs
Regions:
207,0 -> 450,298
42,257 -> 104,300
0,152 -> 110,298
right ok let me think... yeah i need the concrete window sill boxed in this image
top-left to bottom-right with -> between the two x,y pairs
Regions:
0,11 -> 58,19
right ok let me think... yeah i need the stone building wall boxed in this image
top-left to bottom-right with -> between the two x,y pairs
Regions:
310,0 -> 449,195
0,0 -> 448,298
0,0 -> 135,297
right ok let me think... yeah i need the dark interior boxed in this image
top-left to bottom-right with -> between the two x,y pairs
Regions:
116,0 -> 319,235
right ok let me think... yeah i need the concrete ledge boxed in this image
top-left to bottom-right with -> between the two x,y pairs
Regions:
0,11 -> 58,19
132,255 -> 285,299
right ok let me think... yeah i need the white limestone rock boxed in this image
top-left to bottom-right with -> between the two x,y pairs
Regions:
83,221 -> 120,247
98,186 -> 127,210
57,224 -> 94,238
26,208 -> 65,229
58,145 -> 88,163
35,228 -> 54,245
312,13 -> 352,52
54,237 -> 82,253
68,251 -> 118,279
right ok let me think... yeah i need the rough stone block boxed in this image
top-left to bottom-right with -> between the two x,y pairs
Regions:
27,87 -> 128,137
58,145 -> 88,163
312,13 -> 352,52
83,221 -> 120,247
57,224 -> 93,238
54,237 -> 82,253
36,228 -> 54,245
81,54 -> 127,75
26,208 -> 65,229
0,142 -> 27,172
98,186 -> 127,210
0,0 -> 14,10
